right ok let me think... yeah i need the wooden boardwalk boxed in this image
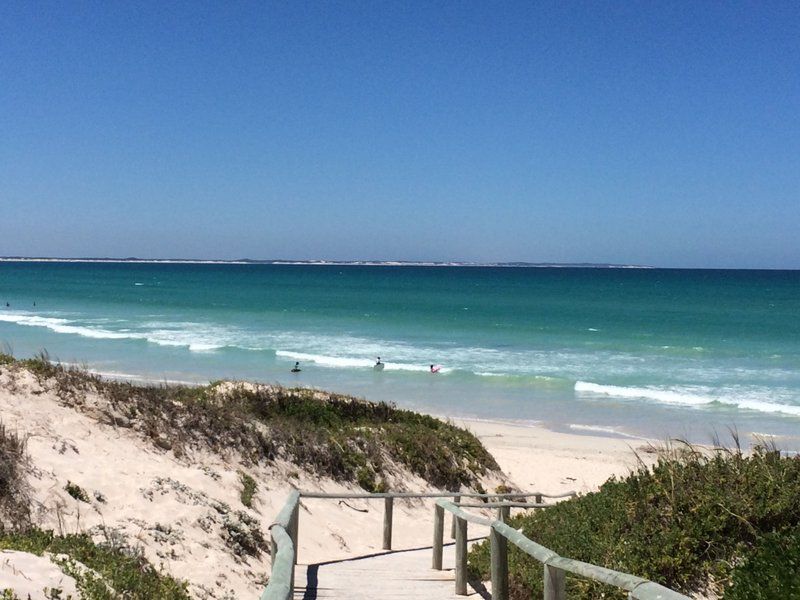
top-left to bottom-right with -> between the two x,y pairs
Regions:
265,492 -> 690,600
293,542 -> 489,600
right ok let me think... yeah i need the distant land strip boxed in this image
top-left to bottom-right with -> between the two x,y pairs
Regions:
0,257 -> 652,268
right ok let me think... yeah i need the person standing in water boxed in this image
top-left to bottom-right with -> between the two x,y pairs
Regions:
374,357 -> 385,371
291,362 -> 301,373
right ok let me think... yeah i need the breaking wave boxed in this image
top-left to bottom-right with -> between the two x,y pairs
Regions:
575,381 -> 800,417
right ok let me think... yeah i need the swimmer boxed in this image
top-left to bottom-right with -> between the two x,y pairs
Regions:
291,362 -> 301,373
374,357 -> 385,371
430,364 -> 441,373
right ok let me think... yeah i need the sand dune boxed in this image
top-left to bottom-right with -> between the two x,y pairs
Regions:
0,366 -> 649,598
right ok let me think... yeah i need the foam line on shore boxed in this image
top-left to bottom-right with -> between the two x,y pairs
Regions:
568,423 -> 644,440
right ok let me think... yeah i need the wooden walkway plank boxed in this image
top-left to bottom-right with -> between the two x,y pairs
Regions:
292,542 -> 489,600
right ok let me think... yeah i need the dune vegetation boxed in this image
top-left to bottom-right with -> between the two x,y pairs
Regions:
468,441 -> 800,599
1,419 -> 190,599
2,352 -> 498,492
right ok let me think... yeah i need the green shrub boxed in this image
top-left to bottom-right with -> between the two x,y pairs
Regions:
239,471 -> 257,508
64,481 -> 90,503
469,444 -> 800,599
4,354 -> 499,491
0,528 -> 189,599
726,526 -> 800,599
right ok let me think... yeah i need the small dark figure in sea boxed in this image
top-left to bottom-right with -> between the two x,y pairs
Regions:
291,362 -> 301,373
374,357 -> 385,371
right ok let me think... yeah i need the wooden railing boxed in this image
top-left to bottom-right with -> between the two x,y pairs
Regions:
261,490 -> 691,600
435,499 -> 690,600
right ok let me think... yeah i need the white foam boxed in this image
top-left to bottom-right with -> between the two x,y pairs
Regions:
575,381 -> 713,406
729,398 -> 800,417
0,313 -> 227,352
568,424 -> 641,439
0,314 -> 134,340
276,350 -> 433,372
575,380 -> 800,417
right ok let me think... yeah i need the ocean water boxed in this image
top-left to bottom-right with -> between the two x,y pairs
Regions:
1,262 -> 799,448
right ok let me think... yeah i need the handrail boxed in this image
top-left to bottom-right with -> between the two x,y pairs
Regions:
435,499 -> 692,600
435,500 -> 493,527
262,491 -> 300,600
454,502 -> 548,509
261,489 -> 691,600
298,490 -> 574,499
260,526 -> 293,600
271,490 -> 300,530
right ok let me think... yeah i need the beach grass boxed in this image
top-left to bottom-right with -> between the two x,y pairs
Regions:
0,422 -> 31,532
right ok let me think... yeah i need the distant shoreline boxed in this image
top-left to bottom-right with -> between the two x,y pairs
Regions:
0,257 -> 651,268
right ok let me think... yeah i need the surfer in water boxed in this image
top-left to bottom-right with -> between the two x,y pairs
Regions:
374,357 -> 384,371
430,364 -> 441,373
291,362 -> 301,373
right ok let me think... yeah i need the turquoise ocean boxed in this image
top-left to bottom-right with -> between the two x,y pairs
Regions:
1,262 -> 799,448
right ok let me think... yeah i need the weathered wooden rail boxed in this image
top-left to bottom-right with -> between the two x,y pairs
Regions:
261,490 -> 691,600
435,499 -> 690,600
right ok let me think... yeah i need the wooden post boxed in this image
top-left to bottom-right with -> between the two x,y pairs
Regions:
536,493 -> 543,505
497,504 -> 510,523
450,495 -> 461,539
490,526 -> 508,600
543,564 -> 565,600
432,504 -> 444,570
455,516 -> 468,595
383,496 -> 394,550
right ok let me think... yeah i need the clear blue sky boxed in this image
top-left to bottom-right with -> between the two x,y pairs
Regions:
1,2 -> 798,268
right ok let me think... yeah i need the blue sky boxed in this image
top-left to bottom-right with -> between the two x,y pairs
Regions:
1,2 -> 798,268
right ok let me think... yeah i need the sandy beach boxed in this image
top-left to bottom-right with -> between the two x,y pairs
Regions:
0,365 -> 652,599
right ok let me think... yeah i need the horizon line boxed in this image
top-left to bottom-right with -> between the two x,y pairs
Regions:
1,256 -> 798,271
0,256 -> 651,268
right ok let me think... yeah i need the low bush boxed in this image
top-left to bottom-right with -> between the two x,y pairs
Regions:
0,528 -> 189,599
468,444 -> 800,599
64,481 -> 90,503
239,471 -> 257,508
1,354 -> 499,491
725,526 -> 800,599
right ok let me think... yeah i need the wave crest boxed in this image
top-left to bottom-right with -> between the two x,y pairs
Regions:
575,380 -> 800,417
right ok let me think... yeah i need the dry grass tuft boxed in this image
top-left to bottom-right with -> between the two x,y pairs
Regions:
0,422 -> 32,532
